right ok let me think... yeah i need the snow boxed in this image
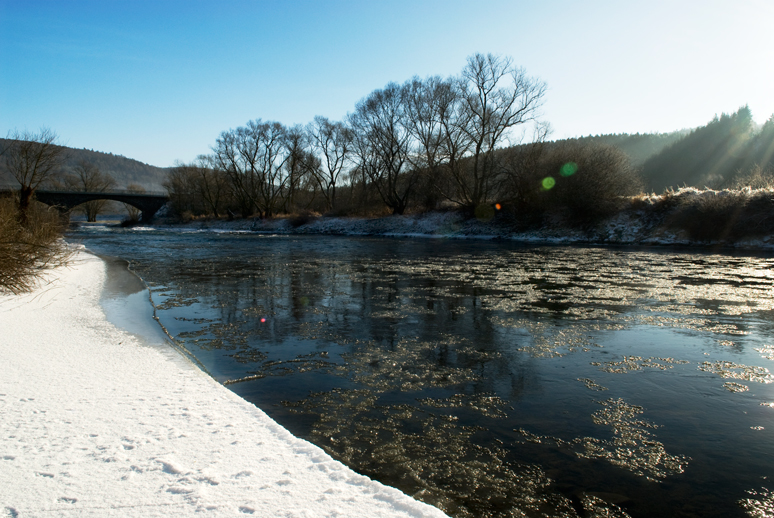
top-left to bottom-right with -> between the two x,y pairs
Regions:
0,250 -> 448,518
145,207 -> 774,251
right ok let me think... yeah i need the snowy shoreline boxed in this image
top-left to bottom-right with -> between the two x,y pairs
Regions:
0,250 -> 448,517
120,208 -> 774,252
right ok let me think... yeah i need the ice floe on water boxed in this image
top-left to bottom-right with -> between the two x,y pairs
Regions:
739,487 -> 774,518
517,398 -> 689,483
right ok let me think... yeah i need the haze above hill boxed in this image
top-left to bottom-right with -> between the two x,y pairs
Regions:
0,142 -> 168,191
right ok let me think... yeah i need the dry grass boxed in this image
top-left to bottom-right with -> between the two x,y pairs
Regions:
0,195 -> 71,294
674,190 -> 774,241
633,186 -> 774,242
728,164 -> 774,190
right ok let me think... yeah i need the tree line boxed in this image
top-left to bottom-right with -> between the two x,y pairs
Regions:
166,53 -> 595,220
7,53 -> 773,229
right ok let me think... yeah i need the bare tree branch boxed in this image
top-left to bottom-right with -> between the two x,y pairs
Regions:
4,128 -> 67,222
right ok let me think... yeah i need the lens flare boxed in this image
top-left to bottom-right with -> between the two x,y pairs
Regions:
495,203 -> 501,210
542,177 -> 556,190
560,162 -> 578,177
260,318 -> 266,323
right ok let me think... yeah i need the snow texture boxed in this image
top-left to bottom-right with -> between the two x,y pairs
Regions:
0,250 -> 448,518
147,204 -> 774,250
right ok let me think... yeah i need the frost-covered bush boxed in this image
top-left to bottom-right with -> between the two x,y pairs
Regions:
638,186 -> 774,242
728,164 -> 774,190
675,189 -> 774,241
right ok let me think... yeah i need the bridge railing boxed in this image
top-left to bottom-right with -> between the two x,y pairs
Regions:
0,187 -> 168,198
37,189 -> 169,197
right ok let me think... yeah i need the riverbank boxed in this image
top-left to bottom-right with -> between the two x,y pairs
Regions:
0,249 -> 448,517
135,193 -> 774,251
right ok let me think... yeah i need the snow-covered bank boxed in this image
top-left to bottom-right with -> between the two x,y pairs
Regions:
0,251 -> 448,518
144,202 -> 774,251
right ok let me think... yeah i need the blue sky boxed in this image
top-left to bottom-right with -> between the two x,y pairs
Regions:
1,0 -> 772,167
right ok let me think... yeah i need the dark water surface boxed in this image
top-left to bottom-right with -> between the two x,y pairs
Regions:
69,227 -> 774,518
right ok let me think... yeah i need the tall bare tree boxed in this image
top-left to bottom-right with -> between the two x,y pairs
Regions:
194,155 -> 231,218
166,157 -> 231,217
402,76 -> 470,209
211,120 -> 290,218
64,161 -> 116,222
283,125 -> 319,213
211,128 -> 253,216
3,128 -> 66,221
455,53 -> 546,208
349,83 -> 417,215
308,116 -> 353,211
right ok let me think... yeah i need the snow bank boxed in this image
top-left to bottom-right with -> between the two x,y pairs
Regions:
148,206 -> 774,250
0,251 -> 448,518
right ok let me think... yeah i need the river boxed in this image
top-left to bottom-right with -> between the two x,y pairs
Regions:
68,227 -> 774,518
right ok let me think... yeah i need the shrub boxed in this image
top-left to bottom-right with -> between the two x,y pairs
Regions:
0,196 -> 71,294
505,142 -> 643,225
288,210 -> 317,228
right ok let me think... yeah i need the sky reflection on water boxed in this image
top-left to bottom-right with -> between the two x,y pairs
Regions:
70,229 -> 774,518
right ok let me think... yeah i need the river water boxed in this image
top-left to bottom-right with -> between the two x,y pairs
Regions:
68,227 -> 774,518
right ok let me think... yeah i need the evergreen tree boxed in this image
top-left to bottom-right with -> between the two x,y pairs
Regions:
640,106 -> 754,191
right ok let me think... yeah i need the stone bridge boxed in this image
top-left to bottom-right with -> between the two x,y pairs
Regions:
0,189 -> 169,222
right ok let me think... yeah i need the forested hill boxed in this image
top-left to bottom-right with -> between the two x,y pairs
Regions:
551,131 -> 688,167
639,107 -> 774,192
0,140 -> 169,191
536,108 -> 774,193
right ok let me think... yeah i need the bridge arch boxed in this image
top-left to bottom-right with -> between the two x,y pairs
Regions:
33,190 -> 169,222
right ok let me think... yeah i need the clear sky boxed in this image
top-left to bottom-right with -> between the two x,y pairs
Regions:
1,0 -> 772,167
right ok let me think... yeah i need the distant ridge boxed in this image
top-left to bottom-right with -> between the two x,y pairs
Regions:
638,106 -> 774,192
549,131 -> 688,167
0,139 -> 169,191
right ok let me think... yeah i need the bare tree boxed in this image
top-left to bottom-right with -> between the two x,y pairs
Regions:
211,120 -> 290,218
3,128 -> 66,222
252,121 -> 291,218
64,161 -> 116,222
166,157 -> 231,218
194,155 -> 231,217
283,125 -> 319,213
211,128 -> 254,216
454,53 -> 547,208
308,116 -> 353,212
402,76 -> 470,209
349,83 -> 417,215
164,165 -> 198,216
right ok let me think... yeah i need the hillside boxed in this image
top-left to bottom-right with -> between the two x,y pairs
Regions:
639,107 -> 774,192
0,140 -> 169,191
551,131 -> 687,167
